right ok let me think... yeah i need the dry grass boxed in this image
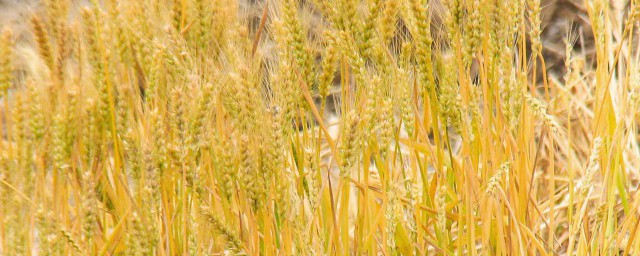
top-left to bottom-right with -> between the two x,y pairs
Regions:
1,0 -> 640,255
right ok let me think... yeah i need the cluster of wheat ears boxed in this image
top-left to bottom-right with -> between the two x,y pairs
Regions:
0,0 -> 640,255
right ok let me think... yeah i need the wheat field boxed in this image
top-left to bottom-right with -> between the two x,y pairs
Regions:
0,0 -> 640,255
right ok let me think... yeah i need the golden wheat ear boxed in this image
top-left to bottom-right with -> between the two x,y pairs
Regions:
0,27 -> 13,96
1,0 -> 640,254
